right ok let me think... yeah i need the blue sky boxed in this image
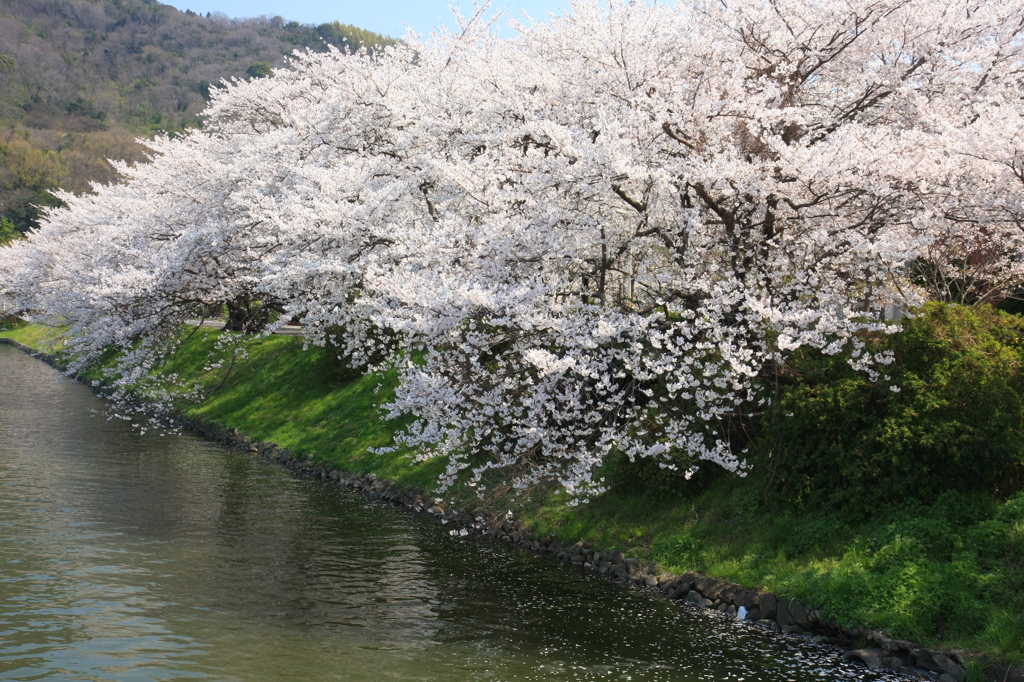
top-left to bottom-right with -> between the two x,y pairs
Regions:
162,0 -> 574,39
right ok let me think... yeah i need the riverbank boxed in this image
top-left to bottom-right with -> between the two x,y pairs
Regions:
3,322 -> 1023,681
10,339 -> 871,682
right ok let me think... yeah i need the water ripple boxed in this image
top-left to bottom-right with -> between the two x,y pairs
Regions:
0,345 -> 896,681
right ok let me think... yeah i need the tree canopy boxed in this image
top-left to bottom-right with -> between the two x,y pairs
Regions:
2,0 -> 1022,500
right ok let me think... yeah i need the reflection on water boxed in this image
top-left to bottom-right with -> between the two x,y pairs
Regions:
0,344 -> 890,680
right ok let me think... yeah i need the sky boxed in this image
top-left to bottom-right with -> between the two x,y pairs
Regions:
162,0 -> 575,39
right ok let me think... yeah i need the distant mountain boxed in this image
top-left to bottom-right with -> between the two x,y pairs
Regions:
0,0 -> 395,231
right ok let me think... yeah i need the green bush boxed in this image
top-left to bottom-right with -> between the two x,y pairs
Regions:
759,303 -> 1024,516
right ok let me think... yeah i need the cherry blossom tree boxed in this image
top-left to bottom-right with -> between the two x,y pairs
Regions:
1,0 -> 1021,499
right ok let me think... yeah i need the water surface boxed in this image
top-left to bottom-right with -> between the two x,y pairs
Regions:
0,343 -> 890,680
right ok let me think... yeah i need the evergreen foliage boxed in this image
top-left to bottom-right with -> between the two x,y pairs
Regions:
245,61 -> 273,79
760,303 -> 1024,515
0,217 -> 21,246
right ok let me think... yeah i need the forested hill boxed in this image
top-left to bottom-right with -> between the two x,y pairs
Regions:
0,0 -> 395,233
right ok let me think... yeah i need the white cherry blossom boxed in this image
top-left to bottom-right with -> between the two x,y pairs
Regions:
2,0 -> 1021,498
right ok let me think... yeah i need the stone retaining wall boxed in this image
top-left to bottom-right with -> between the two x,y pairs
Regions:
4,335 -> 1021,682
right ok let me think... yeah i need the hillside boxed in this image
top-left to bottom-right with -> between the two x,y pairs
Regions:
0,0 -> 394,232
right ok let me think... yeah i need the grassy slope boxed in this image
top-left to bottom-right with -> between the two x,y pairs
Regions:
528,476 -> 1024,666
145,327 -> 446,491
1,322 -> 60,349
2,323 -> 1020,671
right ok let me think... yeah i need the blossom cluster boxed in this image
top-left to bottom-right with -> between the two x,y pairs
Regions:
2,0 -> 1022,498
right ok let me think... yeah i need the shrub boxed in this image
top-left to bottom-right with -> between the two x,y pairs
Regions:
759,303 -> 1024,516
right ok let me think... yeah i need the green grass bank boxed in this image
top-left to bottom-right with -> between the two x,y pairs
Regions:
4,306 -> 1024,676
